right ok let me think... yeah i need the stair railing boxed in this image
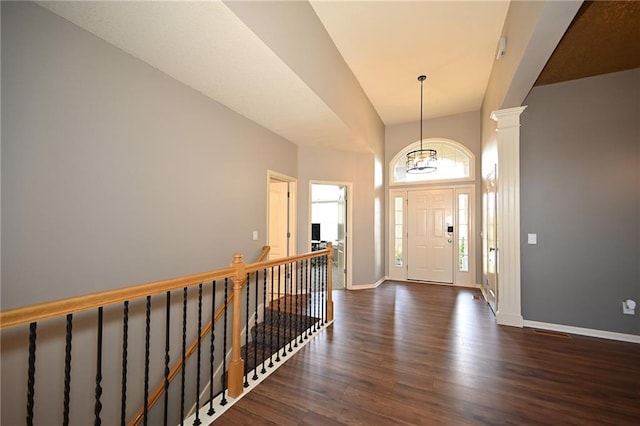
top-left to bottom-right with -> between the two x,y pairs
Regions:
127,246 -> 270,426
0,243 -> 333,426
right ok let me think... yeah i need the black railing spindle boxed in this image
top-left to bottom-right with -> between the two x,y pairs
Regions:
288,262 -> 293,353
63,314 -> 73,426
282,263 -> 288,357
315,259 -> 320,332
268,267 -> 275,368
252,270 -> 259,381
121,301 -> 129,426
143,296 -> 151,426
322,255 -> 327,324
304,259 -> 309,340
244,273 -> 250,388
220,279 -> 228,406
26,322 -> 37,426
275,265 -> 281,363
207,281 -> 216,416
313,256 -> 317,330
261,269 -> 267,374
94,307 -> 103,426
193,284 -> 203,426
180,288 -> 188,424
297,260 -> 303,346
164,292 -> 171,426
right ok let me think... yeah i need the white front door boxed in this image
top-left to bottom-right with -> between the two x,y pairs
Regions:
407,189 -> 454,283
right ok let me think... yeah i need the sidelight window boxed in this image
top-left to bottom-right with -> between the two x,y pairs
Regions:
394,196 -> 404,266
458,193 -> 469,272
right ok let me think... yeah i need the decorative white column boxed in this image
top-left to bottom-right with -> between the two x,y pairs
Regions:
491,106 -> 526,327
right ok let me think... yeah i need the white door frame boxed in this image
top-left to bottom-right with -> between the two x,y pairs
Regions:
309,180 -> 353,290
267,170 -> 296,257
387,183 -> 476,287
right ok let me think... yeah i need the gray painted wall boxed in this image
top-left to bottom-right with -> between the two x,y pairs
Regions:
521,68 -> 640,335
2,1 -> 297,309
385,111 -> 482,284
1,3 -> 297,423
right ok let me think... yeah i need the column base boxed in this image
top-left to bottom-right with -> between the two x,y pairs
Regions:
496,311 -> 524,328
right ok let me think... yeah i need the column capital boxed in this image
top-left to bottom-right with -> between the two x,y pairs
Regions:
491,106 -> 527,129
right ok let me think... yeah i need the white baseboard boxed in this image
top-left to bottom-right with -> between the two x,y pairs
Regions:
454,282 -> 482,289
523,320 -> 640,344
496,311 -> 524,328
382,278 -> 481,290
348,277 -> 386,290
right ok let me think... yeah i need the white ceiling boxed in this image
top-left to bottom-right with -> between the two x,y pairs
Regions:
310,0 -> 510,125
39,0 -> 511,149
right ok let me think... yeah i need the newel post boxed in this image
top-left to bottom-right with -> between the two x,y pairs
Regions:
228,253 -> 245,398
326,243 -> 334,322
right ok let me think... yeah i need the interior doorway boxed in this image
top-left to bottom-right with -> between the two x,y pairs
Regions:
310,182 -> 351,290
267,171 -> 296,299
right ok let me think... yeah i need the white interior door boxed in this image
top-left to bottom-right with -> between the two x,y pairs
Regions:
335,187 -> 347,289
268,180 -> 289,298
407,189 -> 454,283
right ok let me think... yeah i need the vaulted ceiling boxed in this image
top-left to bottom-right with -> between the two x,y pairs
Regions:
309,0 -> 510,125
37,1 -> 639,152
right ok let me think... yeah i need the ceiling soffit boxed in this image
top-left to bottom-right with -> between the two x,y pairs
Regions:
39,1 -> 359,152
535,0 -> 640,86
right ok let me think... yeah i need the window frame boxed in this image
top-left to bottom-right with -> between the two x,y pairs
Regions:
389,138 -> 476,186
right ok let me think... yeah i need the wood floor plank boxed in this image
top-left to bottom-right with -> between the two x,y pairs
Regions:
217,282 -> 640,425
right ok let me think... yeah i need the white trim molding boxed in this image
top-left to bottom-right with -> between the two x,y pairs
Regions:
524,320 -> 640,344
491,106 -> 526,328
350,277 -> 386,290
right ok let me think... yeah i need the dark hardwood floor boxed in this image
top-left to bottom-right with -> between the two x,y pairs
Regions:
218,281 -> 640,425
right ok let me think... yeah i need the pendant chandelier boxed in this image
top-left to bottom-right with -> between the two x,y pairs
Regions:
406,75 -> 437,174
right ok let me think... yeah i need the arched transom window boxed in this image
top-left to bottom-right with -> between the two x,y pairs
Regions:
391,139 -> 474,184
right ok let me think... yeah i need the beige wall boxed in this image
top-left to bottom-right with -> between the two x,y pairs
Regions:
385,111 -> 481,165
385,111 -> 482,283
297,146 -> 382,286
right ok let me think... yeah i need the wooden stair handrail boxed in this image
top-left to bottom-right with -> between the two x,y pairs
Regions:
0,244 -> 336,424
0,246 -> 274,330
128,246 -> 270,426
244,247 -> 331,273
